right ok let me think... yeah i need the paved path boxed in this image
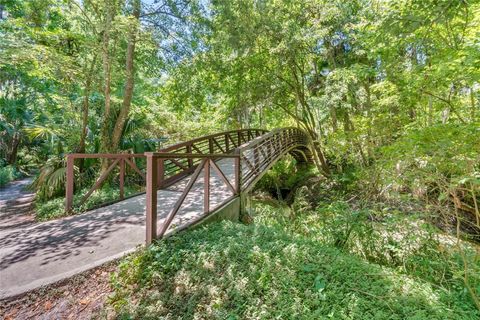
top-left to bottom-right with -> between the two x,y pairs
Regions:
0,159 -> 236,299
0,178 -> 36,232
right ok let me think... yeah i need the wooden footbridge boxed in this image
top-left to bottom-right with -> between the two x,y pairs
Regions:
1,127 -> 313,298
66,127 -> 313,244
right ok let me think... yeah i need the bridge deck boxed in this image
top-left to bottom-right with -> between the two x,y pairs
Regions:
0,159 -> 236,299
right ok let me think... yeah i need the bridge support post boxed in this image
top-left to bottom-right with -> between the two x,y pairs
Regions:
119,159 -> 125,200
239,193 -> 253,224
146,153 -> 158,245
65,155 -> 74,212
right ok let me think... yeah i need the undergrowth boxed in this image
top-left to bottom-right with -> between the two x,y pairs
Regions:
0,165 -> 20,187
35,185 -> 138,221
110,199 -> 480,319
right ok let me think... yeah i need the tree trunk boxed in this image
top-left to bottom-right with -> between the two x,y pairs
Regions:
311,139 -> 330,177
100,1 -> 114,154
7,133 -> 20,165
111,0 -> 141,150
77,55 -> 97,171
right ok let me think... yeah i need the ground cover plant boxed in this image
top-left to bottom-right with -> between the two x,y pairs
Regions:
110,198 -> 480,319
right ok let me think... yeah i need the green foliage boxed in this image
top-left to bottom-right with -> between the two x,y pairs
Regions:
0,165 -> 19,186
110,201 -> 479,319
255,158 -> 318,202
379,123 -> 480,192
35,184 -> 138,221
31,156 -> 67,201
351,123 -> 480,241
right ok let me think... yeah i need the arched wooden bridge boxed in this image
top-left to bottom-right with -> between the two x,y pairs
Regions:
0,127 -> 313,298
66,127 -> 313,244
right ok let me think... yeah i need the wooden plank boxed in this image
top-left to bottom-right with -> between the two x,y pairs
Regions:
119,159 -> 125,200
69,153 -> 144,159
234,150 -> 241,193
204,160 -> 210,213
191,144 -> 203,154
146,152 -> 240,159
225,134 -> 230,152
125,158 -> 145,179
157,158 -> 164,188
209,138 -> 214,153
170,158 -> 188,171
65,155 -> 74,212
213,138 -> 225,153
186,144 -> 193,167
228,133 -> 237,148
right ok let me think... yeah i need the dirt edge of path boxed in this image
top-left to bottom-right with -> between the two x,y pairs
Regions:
0,260 -> 121,320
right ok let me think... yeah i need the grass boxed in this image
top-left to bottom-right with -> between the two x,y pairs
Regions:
35,185 -> 140,221
109,200 -> 480,319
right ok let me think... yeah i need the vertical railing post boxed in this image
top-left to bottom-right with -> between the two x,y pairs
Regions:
237,131 -> 241,146
253,147 -> 259,173
208,138 -> 214,154
65,154 -> 74,212
119,158 -> 125,200
204,159 -> 210,213
225,134 -> 229,152
186,144 -> 193,167
157,158 -> 164,188
146,153 -> 158,245
234,149 -> 241,194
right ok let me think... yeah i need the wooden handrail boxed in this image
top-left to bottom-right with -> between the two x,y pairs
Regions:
65,129 -> 266,213
144,127 -> 313,244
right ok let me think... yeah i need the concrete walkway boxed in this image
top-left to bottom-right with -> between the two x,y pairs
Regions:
0,159 -> 236,299
0,178 -> 36,231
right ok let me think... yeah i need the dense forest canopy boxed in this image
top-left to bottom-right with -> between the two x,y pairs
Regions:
1,0 -> 478,166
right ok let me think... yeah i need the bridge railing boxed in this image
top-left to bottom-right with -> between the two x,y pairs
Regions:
144,127 -> 311,244
236,127 -> 310,192
65,129 -> 266,213
156,129 -> 267,189
144,152 -> 241,243
64,128 -> 310,244
65,153 -> 145,212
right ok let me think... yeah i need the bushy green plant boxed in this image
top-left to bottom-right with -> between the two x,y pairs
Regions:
0,165 -> 19,187
35,185 -> 139,221
255,158 -> 318,202
31,156 -> 68,201
364,124 -> 480,205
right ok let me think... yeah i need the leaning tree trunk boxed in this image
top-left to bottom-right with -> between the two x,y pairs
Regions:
7,132 -> 20,165
100,1 -> 114,156
111,0 -> 141,150
77,55 -> 97,172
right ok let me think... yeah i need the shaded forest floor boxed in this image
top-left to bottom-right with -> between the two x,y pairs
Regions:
108,198 -> 480,319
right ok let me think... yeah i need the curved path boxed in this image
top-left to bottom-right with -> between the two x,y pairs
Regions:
0,178 -> 36,231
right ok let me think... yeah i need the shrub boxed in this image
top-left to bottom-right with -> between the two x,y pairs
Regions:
35,184 -> 139,221
0,165 -> 18,187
